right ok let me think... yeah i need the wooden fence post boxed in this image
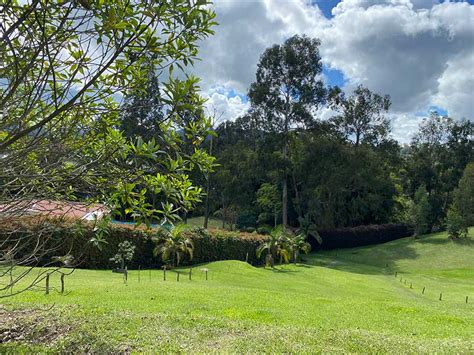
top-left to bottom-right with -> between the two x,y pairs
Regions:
60,273 -> 65,294
45,274 -> 50,295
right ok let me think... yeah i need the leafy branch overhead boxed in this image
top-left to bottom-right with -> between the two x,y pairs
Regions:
0,0 -> 217,296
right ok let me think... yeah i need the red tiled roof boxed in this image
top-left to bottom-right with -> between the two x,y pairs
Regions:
0,199 -> 108,220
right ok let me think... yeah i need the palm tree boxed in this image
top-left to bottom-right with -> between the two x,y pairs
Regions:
153,224 -> 194,267
256,226 -> 290,267
287,234 -> 311,264
297,215 -> 322,245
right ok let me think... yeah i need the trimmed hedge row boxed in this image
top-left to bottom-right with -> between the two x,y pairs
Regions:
0,217 -> 268,269
0,218 -> 413,269
308,223 -> 414,250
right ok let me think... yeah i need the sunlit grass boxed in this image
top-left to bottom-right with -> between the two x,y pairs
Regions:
1,230 -> 473,352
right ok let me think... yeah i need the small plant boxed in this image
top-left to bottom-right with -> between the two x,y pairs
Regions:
297,215 -> 322,245
287,234 -> 311,264
110,241 -> 136,271
154,224 -> 194,267
256,226 -> 290,267
446,207 -> 468,239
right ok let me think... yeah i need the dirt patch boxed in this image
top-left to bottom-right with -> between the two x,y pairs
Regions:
0,305 -> 73,345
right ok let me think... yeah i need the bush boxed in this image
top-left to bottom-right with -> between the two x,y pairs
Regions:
236,211 -> 257,230
0,218 -> 414,269
257,225 -> 272,235
307,223 -> 414,250
412,186 -> 432,235
0,217 -> 269,269
446,207 -> 468,239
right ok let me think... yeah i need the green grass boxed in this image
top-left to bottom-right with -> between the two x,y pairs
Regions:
185,216 -> 225,230
1,230 -> 473,353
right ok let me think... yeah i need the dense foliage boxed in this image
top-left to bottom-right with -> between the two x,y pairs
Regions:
311,224 -> 414,250
0,218 -> 416,270
0,218 -> 267,268
205,112 -> 472,232
0,0 -> 217,295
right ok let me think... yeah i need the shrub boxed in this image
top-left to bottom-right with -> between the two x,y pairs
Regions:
412,185 -> 432,235
446,207 -> 468,239
257,225 -> 272,235
307,223 -> 414,250
0,217 -> 269,269
110,241 -> 136,270
236,211 -> 258,230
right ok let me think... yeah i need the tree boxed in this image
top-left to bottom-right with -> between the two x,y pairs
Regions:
256,183 -> 281,227
407,113 -> 473,228
110,241 -> 136,271
248,35 -> 326,227
328,85 -> 391,147
120,60 -> 164,141
446,207 -> 468,239
296,215 -> 322,245
0,0 -> 216,296
412,186 -> 432,235
447,163 -> 474,238
452,163 -> 474,226
153,224 -> 194,267
287,234 -> 311,264
256,226 -> 291,267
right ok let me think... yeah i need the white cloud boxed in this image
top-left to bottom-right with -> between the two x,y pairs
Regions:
192,0 -> 473,140
202,87 -> 250,123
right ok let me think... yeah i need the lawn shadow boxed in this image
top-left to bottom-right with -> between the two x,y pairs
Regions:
295,264 -> 314,269
417,236 -> 474,246
304,236 -> 421,276
268,267 -> 299,274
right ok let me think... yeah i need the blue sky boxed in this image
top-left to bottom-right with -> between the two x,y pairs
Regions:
193,0 -> 473,142
312,0 -> 343,18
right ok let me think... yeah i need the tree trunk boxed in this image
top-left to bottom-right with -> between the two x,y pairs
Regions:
203,135 -> 213,229
282,142 -> 288,228
203,179 -> 210,229
292,172 -> 302,220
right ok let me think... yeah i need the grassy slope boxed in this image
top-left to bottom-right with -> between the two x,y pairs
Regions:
1,230 -> 473,353
185,216 -> 224,229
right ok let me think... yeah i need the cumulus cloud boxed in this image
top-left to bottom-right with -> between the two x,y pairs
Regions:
202,87 -> 249,123
192,0 -> 473,139
322,0 -> 473,116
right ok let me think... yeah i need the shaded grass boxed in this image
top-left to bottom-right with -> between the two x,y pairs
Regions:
1,230 -> 473,352
185,216 -> 224,230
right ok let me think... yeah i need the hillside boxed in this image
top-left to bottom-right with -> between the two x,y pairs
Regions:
1,230 -> 473,353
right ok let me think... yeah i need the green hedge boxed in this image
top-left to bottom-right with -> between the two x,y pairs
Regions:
0,217 -> 268,269
308,223 -> 414,250
0,217 -> 414,270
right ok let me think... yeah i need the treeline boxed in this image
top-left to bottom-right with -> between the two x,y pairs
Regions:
198,112 -> 472,234
193,35 -> 473,234
118,35 -> 473,236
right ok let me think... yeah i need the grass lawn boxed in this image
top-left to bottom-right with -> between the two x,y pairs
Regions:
185,216 -> 225,230
1,230 -> 473,352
